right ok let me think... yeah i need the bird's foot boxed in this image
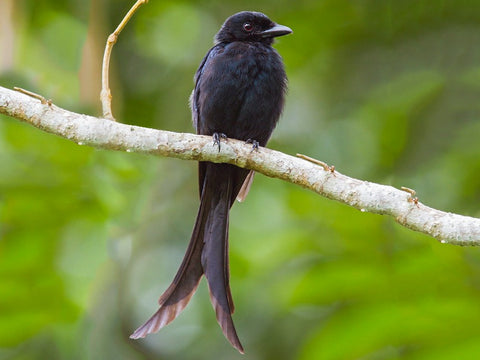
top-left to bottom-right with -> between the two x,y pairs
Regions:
246,139 -> 259,152
213,132 -> 228,152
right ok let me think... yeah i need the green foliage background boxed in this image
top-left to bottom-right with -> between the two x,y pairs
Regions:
1,0 -> 480,359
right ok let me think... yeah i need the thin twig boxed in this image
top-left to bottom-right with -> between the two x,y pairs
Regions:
13,87 -> 52,106
100,0 -> 149,120
297,153 -> 335,173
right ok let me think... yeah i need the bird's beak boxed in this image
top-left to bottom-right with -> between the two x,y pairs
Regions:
261,24 -> 293,38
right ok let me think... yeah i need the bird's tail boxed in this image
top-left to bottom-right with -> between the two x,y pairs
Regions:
130,164 -> 244,354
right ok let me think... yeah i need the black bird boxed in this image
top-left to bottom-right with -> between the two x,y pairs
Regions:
130,11 -> 291,353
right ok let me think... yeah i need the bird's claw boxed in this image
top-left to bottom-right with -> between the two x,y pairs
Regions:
213,132 -> 228,152
246,139 -> 259,151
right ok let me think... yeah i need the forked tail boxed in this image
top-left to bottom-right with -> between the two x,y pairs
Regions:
130,164 -> 244,353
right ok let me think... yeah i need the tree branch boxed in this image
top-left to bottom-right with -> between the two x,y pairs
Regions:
1,85 -> 479,245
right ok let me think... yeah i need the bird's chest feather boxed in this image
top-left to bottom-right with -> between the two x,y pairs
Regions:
196,43 -> 285,141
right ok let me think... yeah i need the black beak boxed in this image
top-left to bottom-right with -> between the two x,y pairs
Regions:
261,23 -> 293,38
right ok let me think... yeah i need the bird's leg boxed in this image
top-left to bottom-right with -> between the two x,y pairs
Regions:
246,139 -> 259,151
213,132 -> 228,152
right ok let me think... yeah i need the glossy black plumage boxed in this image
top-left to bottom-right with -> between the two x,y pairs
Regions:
130,11 -> 291,353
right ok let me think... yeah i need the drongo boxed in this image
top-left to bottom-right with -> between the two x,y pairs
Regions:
131,11 -> 292,353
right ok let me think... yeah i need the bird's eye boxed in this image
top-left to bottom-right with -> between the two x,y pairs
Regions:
243,23 -> 253,32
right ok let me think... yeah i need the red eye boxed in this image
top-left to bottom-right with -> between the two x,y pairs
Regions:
243,23 -> 253,32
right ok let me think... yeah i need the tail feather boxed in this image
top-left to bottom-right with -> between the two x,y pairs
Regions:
130,188 -> 208,339
224,218 -> 235,314
129,270 -> 203,339
236,170 -> 255,202
131,163 -> 247,353
209,290 -> 244,353
201,176 -> 244,353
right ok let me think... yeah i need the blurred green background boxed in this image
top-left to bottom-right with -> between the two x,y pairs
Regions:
2,0 -> 480,359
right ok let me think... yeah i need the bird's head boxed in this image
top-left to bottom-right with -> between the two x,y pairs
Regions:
215,11 -> 292,45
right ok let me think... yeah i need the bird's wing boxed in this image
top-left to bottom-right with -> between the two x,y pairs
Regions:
190,46 -> 221,132
191,46 -> 226,197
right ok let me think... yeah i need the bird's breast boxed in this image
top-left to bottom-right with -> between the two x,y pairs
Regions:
196,42 -> 286,144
